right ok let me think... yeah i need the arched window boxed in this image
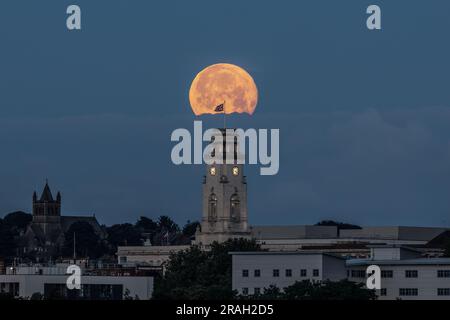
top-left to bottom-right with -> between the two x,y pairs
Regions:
208,193 -> 217,221
230,194 -> 240,222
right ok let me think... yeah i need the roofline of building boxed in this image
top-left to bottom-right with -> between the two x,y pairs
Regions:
366,244 -> 423,253
228,251 -> 345,259
346,258 -> 450,266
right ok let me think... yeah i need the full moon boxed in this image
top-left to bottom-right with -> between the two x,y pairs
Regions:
189,63 -> 258,116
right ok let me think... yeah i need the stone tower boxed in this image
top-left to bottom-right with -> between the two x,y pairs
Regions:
32,181 -> 62,239
195,129 -> 251,246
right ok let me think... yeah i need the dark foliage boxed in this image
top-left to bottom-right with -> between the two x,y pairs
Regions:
153,238 -> 261,300
3,211 -> 32,231
182,220 -> 200,238
244,280 -> 376,300
106,223 -> 143,249
0,218 -> 18,259
62,221 -> 106,258
316,220 -> 362,230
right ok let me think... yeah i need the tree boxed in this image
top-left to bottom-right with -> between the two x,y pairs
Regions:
0,218 -> 16,259
107,223 -> 142,249
153,238 -> 261,300
158,216 -> 179,233
30,292 -> 44,300
3,211 -> 32,231
62,221 -> 105,258
316,220 -> 362,230
182,220 -> 200,238
135,216 -> 158,234
254,280 -> 376,300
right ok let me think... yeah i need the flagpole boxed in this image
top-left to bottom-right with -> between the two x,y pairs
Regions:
223,100 -> 226,129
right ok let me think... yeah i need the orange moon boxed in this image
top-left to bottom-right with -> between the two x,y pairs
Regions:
189,63 -> 258,116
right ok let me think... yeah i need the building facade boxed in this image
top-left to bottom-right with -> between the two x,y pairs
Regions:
231,252 -> 347,296
231,246 -> 450,300
117,245 -> 189,269
347,246 -> 450,300
0,265 -> 153,300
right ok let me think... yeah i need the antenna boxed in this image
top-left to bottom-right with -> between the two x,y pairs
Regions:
223,100 -> 226,129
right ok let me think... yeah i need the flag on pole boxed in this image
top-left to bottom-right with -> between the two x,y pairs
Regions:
214,103 -> 224,112
163,231 -> 170,245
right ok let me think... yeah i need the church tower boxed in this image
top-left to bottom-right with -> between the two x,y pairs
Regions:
32,181 -> 62,239
195,129 -> 251,245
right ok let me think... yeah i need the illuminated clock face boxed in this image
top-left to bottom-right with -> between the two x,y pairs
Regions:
232,166 -> 239,176
210,167 -> 216,176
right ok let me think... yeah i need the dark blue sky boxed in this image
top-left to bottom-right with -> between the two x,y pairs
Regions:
1,0 -> 450,227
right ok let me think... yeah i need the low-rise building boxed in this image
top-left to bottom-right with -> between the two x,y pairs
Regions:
231,252 -> 346,296
117,245 -> 189,269
0,264 -> 153,300
231,246 -> 450,300
347,246 -> 450,300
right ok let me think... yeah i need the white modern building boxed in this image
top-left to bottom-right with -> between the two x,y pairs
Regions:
0,264 -> 153,300
231,246 -> 450,300
231,252 -> 346,296
347,246 -> 450,300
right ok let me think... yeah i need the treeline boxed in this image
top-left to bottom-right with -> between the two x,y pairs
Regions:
154,239 -> 376,300
0,211 -> 199,262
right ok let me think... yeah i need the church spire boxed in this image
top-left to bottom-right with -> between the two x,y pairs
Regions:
40,180 -> 54,202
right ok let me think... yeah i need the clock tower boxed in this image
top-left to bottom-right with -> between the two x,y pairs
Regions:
194,129 -> 251,246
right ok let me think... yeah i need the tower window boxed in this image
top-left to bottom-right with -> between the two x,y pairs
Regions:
208,193 -> 217,222
230,194 -> 240,222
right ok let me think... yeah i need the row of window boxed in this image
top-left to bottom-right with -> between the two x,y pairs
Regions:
242,269 -> 320,278
349,269 -> 450,279
240,287 -> 450,297
241,287 -> 260,295
382,288 -> 450,297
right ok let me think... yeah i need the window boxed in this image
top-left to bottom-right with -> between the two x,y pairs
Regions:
208,194 -> 217,221
242,288 -> 249,295
230,194 -> 240,222
405,270 -> 418,278
313,269 -> 319,277
351,270 -> 366,278
254,269 -> 261,277
381,270 -> 393,278
437,288 -> 450,296
285,269 -> 292,277
380,288 -> 387,296
242,269 -> 249,277
254,288 -> 261,295
399,288 -> 418,296
119,256 -> 127,264
300,269 -> 307,277
273,269 -> 280,277
437,270 -> 450,278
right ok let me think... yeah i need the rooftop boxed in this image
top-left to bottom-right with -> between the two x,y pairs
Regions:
347,258 -> 450,266
229,251 -> 345,259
